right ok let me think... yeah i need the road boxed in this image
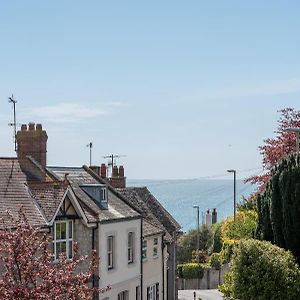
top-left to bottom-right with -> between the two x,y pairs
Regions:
178,289 -> 223,300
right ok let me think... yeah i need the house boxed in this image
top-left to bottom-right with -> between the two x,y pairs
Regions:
0,122 -> 180,300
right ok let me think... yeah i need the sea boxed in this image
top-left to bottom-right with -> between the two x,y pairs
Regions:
127,179 -> 256,232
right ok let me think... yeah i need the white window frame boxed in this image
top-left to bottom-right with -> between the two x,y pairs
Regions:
142,239 -> 147,261
153,237 -> 159,258
147,283 -> 159,300
53,220 -> 73,261
118,290 -> 128,300
128,232 -> 134,263
107,235 -> 114,269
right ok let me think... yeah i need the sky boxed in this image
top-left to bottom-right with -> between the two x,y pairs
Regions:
0,1 -> 300,180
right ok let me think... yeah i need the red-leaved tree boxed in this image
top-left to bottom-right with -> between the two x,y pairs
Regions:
246,108 -> 300,191
0,209 -> 110,300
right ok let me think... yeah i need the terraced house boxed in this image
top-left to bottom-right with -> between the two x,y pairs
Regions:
0,123 -> 180,300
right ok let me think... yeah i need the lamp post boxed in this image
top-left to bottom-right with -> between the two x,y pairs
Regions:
227,169 -> 236,222
193,205 -> 200,263
285,127 -> 300,154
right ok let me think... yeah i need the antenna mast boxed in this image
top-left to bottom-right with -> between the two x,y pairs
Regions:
103,154 -> 126,176
86,142 -> 93,166
8,94 -> 17,152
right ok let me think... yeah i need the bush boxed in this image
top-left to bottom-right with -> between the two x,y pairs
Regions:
209,252 -> 221,269
212,222 -> 223,253
177,264 -> 184,278
177,226 -> 213,263
191,249 -> 208,263
181,263 -> 204,279
219,239 -> 300,300
221,210 -> 257,241
220,239 -> 236,264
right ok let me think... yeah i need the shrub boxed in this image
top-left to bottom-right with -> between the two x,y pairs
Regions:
209,252 -> 221,270
177,226 -> 213,263
181,263 -> 204,279
219,239 -> 300,300
220,239 -> 236,264
212,222 -> 223,253
191,249 -> 208,263
221,210 -> 257,241
177,264 -> 183,278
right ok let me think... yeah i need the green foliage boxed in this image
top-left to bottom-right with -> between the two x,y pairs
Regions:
219,239 -> 300,300
237,195 -> 257,212
221,210 -> 257,241
177,264 -> 184,278
191,249 -> 208,263
257,154 -> 300,260
220,239 -> 236,264
181,263 -> 204,279
177,226 -> 213,263
211,222 -> 223,253
218,272 -> 234,300
209,252 -> 221,270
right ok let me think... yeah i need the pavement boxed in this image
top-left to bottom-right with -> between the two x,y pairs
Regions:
178,289 -> 223,300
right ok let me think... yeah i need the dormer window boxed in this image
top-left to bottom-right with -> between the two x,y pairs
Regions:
80,184 -> 108,209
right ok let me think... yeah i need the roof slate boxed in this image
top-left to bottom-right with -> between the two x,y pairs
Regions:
118,187 -> 180,241
48,167 -> 140,222
0,158 -> 45,227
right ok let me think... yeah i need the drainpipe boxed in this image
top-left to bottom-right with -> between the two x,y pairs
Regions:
140,218 -> 143,300
173,231 -> 177,300
162,233 -> 165,300
92,223 -> 99,300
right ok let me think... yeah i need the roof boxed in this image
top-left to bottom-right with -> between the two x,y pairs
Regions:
47,166 -> 140,223
143,219 -> 165,237
118,187 -> 181,242
0,158 -> 46,228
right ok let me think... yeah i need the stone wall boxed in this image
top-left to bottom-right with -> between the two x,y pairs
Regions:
177,264 -> 230,290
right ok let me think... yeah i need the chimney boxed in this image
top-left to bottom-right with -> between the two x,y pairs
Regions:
112,165 -> 119,177
100,163 -> 107,178
108,165 -> 126,188
212,208 -> 217,224
90,166 -> 100,176
16,123 -> 48,169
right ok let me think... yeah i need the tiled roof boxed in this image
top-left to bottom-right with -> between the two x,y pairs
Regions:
118,187 -> 180,241
47,167 -> 140,222
143,219 -> 164,237
0,158 -> 45,228
29,183 -> 66,222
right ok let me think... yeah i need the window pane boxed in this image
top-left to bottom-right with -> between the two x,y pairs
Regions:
69,221 -> 73,239
56,223 -> 61,239
60,222 -> 66,239
154,238 -> 158,245
56,241 -> 66,259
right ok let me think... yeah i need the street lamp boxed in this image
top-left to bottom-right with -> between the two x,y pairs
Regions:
285,127 -> 300,154
227,169 -> 236,222
193,205 -> 200,263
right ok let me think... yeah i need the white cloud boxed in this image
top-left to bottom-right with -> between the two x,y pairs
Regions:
22,102 -> 107,123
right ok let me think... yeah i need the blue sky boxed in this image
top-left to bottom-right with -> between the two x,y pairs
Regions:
1,1 -> 300,179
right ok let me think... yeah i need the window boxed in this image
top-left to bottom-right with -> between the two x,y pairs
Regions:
101,187 -> 107,203
118,290 -> 128,300
147,283 -> 159,300
142,240 -> 147,260
136,286 -> 141,300
54,220 -> 73,260
128,232 -> 134,263
107,235 -> 114,269
153,237 -> 158,258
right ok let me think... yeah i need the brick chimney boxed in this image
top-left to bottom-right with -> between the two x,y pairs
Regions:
108,165 -> 126,188
16,123 -> 48,169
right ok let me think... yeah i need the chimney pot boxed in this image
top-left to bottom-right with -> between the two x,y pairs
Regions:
112,166 -> 119,177
21,124 -> 27,131
100,163 -> 107,178
119,165 -> 124,177
28,122 -> 35,130
36,124 -> 42,130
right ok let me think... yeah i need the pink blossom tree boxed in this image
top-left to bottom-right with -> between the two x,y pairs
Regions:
246,107 -> 300,191
0,209 -> 109,300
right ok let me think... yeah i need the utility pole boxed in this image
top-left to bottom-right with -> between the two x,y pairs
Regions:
193,205 -> 200,264
227,169 -> 237,222
86,142 -> 93,166
8,94 -> 18,152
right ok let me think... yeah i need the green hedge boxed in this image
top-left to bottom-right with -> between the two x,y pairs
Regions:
219,239 -> 300,300
181,263 -> 204,279
177,264 -> 184,278
220,239 -> 236,264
